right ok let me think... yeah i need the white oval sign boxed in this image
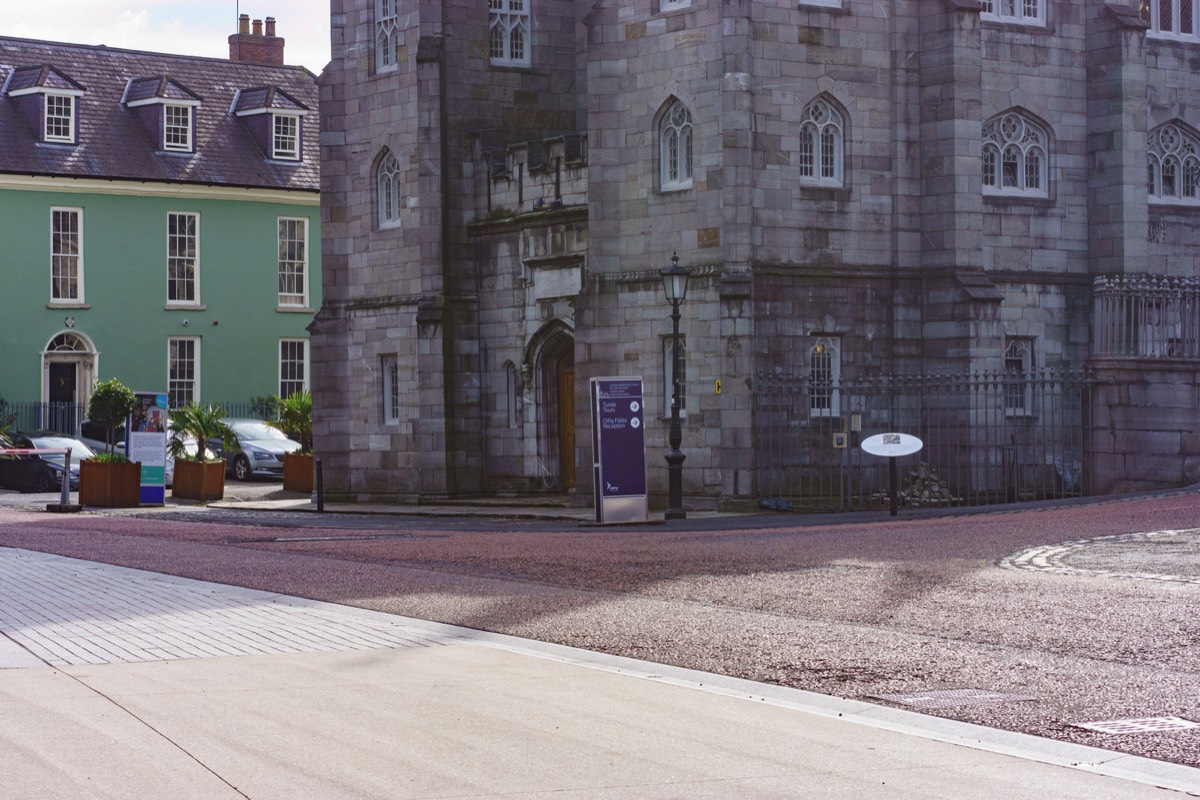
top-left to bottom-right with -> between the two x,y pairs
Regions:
861,432 -> 923,458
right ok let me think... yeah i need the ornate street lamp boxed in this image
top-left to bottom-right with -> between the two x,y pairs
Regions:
660,252 -> 691,520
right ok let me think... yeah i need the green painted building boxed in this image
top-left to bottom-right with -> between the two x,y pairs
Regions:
0,22 -> 320,432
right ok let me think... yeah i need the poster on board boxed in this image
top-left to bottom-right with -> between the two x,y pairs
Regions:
128,392 -> 169,505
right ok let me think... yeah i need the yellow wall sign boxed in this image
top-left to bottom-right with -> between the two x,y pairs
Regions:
715,379 -> 722,395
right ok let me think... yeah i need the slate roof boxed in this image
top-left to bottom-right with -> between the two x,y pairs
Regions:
0,36 -> 319,193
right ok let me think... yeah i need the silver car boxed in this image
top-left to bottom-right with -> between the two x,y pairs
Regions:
216,419 -> 301,481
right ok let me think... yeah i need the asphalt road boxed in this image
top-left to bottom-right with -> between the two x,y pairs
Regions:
1,486 -> 1198,769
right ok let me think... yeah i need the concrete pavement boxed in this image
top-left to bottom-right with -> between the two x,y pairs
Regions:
2,547 -> 1198,799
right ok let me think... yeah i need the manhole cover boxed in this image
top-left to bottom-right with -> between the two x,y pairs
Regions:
1071,716 -> 1200,735
869,689 -> 1036,709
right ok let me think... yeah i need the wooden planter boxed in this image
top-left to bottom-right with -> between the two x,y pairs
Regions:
283,453 -> 314,493
79,459 -> 141,508
172,459 -> 226,501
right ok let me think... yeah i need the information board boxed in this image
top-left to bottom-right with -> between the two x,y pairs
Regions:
590,377 -> 648,523
128,391 -> 169,505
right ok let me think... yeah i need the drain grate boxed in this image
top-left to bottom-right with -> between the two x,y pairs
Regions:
869,688 -> 1036,709
1071,716 -> 1200,735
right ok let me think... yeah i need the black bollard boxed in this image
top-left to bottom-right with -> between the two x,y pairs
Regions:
316,457 -> 324,512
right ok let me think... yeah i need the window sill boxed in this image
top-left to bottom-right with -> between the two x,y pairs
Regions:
165,303 -> 206,311
46,302 -> 89,309
277,305 -> 315,314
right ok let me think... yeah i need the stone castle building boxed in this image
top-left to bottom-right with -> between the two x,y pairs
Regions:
312,0 -> 1200,509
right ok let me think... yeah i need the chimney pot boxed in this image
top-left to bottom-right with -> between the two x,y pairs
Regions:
265,17 -> 276,37
238,14 -> 250,34
252,18 -> 263,36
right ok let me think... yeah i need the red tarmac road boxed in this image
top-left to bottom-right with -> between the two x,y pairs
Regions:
1,491 -> 1198,768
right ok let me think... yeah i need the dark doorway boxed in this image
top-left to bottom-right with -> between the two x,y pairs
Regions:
48,362 -> 78,433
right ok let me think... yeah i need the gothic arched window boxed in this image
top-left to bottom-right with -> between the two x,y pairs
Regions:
798,98 -> 845,187
660,100 -> 693,192
377,151 -> 402,228
1147,123 -> 1200,204
982,112 -> 1049,197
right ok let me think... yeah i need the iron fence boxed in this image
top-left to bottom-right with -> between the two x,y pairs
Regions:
1093,274 -> 1200,358
0,400 -> 274,436
752,369 -> 1094,512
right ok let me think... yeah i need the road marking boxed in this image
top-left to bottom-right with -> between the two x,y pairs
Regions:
1000,528 -> 1200,584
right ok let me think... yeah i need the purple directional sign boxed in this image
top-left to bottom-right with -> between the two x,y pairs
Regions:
593,378 -> 647,499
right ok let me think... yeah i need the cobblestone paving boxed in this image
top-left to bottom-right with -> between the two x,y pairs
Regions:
0,549 -> 461,667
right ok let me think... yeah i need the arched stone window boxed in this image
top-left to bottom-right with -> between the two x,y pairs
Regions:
659,100 -> 693,192
798,97 -> 845,187
1147,123 -> 1200,204
982,111 -> 1049,197
377,150 -> 402,228
809,336 -> 841,418
489,0 -> 530,67
375,0 -> 399,73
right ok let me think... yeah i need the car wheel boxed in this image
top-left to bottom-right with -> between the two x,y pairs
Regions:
233,455 -> 252,482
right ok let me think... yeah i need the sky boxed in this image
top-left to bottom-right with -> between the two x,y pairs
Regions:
7,2 -> 332,75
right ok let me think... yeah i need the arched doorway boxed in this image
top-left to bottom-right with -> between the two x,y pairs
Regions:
528,323 -> 575,492
41,331 -> 96,433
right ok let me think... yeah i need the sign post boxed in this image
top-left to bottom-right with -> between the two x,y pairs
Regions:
590,377 -> 648,524
860,432 -> 923,517
128,391 -> 169,505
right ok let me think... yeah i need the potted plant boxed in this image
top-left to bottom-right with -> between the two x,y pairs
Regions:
169,403 -> 239,501
79,378 -> 140,507
270,390 -> 314,493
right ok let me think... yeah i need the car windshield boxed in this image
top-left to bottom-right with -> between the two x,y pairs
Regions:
31,437 -> 95,464
231,422 -> 289,442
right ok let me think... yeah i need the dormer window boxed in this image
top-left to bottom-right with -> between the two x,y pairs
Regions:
44,94 -> 75,142
164,105 -> 192,151
232,85 -> 308,163
273,113 -> 300,160
123,77 -> 201,154
3,65 -> 86,146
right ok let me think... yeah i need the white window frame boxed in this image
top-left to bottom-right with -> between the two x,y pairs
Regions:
167,211 -> 199,306
279,339 -> 309,398
44,93 -> 75,143
660,101 -> 694,192
163,104 -> 193,152
489,0 -> 531,68
168,337 -> 200,408
50,207 -> 83,304
1003,339 -> 1034,417
1148,124 -> 1200,204
809,336 -> 841,418
272,113 -> 301,160
798,98 -> 845,188
277,217 -> 309,307
383,355 -> 401,424
981,0 -> 1045,25
982,112 -> 1049,198
663,335 -> 687,418
376,0 -> 400,72
1142,0 -> 1200,39
377,151 -> 402,228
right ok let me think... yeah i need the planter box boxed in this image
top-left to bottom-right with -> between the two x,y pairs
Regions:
172,459 -> 226,501
283,453 -> 314,493
79,459 -> 141,508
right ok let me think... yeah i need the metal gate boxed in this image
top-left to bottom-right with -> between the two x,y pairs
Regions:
752,369 -> 1093,512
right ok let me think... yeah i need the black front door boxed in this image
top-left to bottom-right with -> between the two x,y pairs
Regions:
48,362 -> 77,433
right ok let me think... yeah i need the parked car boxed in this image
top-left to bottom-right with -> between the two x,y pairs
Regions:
0,432 -> 91,493
210,419 -> 301,481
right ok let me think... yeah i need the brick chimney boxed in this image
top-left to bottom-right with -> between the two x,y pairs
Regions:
229,14 -> 285,66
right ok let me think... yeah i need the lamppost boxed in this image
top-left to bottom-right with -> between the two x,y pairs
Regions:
660,252 -> 691,520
